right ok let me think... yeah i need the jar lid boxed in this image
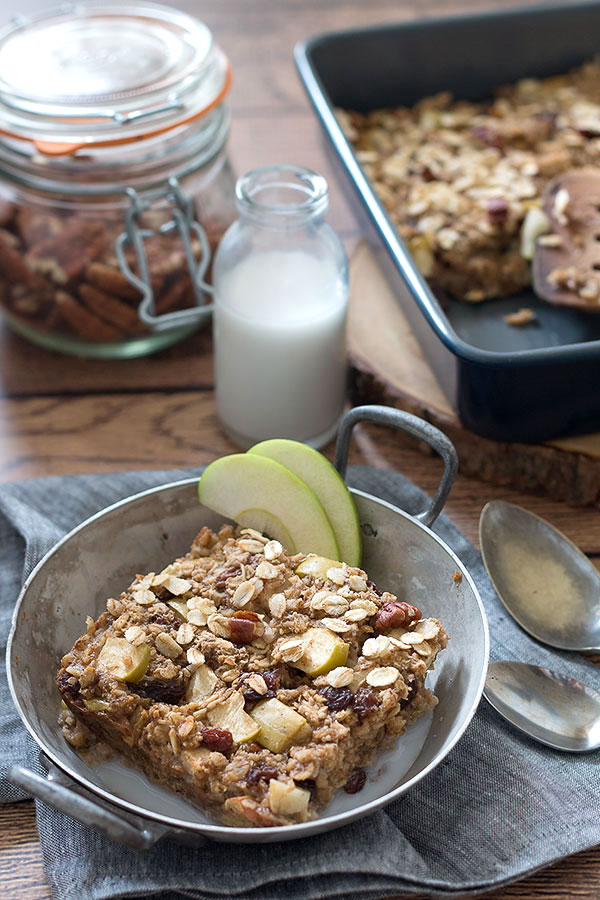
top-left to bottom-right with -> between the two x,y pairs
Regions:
0,2 -> 231,155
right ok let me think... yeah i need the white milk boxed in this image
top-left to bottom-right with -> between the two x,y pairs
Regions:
214,248 -> 347,447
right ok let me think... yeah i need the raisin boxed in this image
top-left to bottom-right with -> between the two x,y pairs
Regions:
399,682 -> 417,710
263,669 -> 281,690
319,686 -> 354,712
353,687 -> 379,720
57,673 -> 80,697
300,778 -> 317,796
149,612 -> 171,626
201,727 -> 233,754
240,669 -> 280,707
471,125 -> 504,152
366,580 -> 383,597
133,679 -> 186,704
246,764 -> 279,786
344,767 -> 367,794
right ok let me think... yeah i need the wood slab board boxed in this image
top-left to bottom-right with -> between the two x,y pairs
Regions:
348,243 -> 600,506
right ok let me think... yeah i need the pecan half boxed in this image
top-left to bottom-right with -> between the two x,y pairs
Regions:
374,601 -> 422,632
486,197 -> 509,226
78,283 -> 146,335
228,610 -> 260,644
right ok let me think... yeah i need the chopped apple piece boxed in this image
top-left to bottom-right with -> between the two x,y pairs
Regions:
186,664 -> 218,703
96,637 -> 150,683
207,691 -> 261,743
295,555 -> 342,579
84,698 -> 111,712
293,627 -> 349,677
181,746 -> 212,776
167,600 -> 189,620
267,779 -> 310,817
250,697 -> 311,752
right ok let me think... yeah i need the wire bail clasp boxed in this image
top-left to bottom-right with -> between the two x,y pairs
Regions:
115,177 -> 214,332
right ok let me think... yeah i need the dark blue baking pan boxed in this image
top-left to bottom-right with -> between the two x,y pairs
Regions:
295,2 -> 600,443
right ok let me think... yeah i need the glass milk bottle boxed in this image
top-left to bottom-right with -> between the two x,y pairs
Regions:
213,164 -> 349,448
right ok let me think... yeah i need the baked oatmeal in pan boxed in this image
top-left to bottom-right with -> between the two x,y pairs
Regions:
338,61 -> 600,305
57,523 -> 448,827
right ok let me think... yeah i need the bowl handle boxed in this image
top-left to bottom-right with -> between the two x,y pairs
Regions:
9,761 -> 169,851
333,405 -> 458,528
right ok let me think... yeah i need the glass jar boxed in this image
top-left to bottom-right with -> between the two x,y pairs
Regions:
0,2 -> 237,358
213,164 -> 349,449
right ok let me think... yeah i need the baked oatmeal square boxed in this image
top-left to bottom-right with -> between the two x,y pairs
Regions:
57,523 -> 448,827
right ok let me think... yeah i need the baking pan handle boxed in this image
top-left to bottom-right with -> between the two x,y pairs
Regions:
9,764 -> 168,851
334,405 -> 457,528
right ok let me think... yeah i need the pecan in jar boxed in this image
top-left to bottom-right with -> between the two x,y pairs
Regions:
374,601 -> 422,632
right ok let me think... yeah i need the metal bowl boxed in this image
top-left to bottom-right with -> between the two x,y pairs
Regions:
7,407 -> 488,848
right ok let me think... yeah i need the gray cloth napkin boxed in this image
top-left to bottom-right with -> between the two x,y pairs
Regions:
1,465 -> 599,900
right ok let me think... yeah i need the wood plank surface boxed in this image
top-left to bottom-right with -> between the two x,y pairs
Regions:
1,1 -> 599,899
347,245 -> 600,505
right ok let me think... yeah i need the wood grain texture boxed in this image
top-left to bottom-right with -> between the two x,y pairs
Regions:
0,0 -> 599,898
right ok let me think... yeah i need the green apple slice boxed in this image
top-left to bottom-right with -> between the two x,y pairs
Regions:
207,691 -> 261,743
96,637 -> 150,683
293,627 -> 349,676
167,600 -> 189,620
250,698 -> 311,752
248,439 -> 361,566
197,453 -> 339,558
84,698 -> 111,712
295,555 -> 342,579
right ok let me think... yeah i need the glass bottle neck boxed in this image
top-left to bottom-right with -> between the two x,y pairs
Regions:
235,164 -> 328,229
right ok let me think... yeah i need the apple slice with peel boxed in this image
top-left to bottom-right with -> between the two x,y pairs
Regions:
250,697 -> 311,752
96,637 -> 150,683
293,627 -> 349,677
197,453 -> 339,558
248,439 -> 361,566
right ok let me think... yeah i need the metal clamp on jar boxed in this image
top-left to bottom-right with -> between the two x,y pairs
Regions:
0,2 -> 236,358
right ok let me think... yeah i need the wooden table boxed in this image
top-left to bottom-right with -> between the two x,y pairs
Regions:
1,0 -> 599,897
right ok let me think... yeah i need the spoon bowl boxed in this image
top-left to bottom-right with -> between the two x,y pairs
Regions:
479,500 -> 600,651
484,661 -> 600,752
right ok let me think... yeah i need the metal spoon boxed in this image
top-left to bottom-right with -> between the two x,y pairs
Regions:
479,500 -> 600,651
484,661 -> 600,752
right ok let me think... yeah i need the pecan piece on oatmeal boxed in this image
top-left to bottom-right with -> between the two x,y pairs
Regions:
374,601 -> 422,632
